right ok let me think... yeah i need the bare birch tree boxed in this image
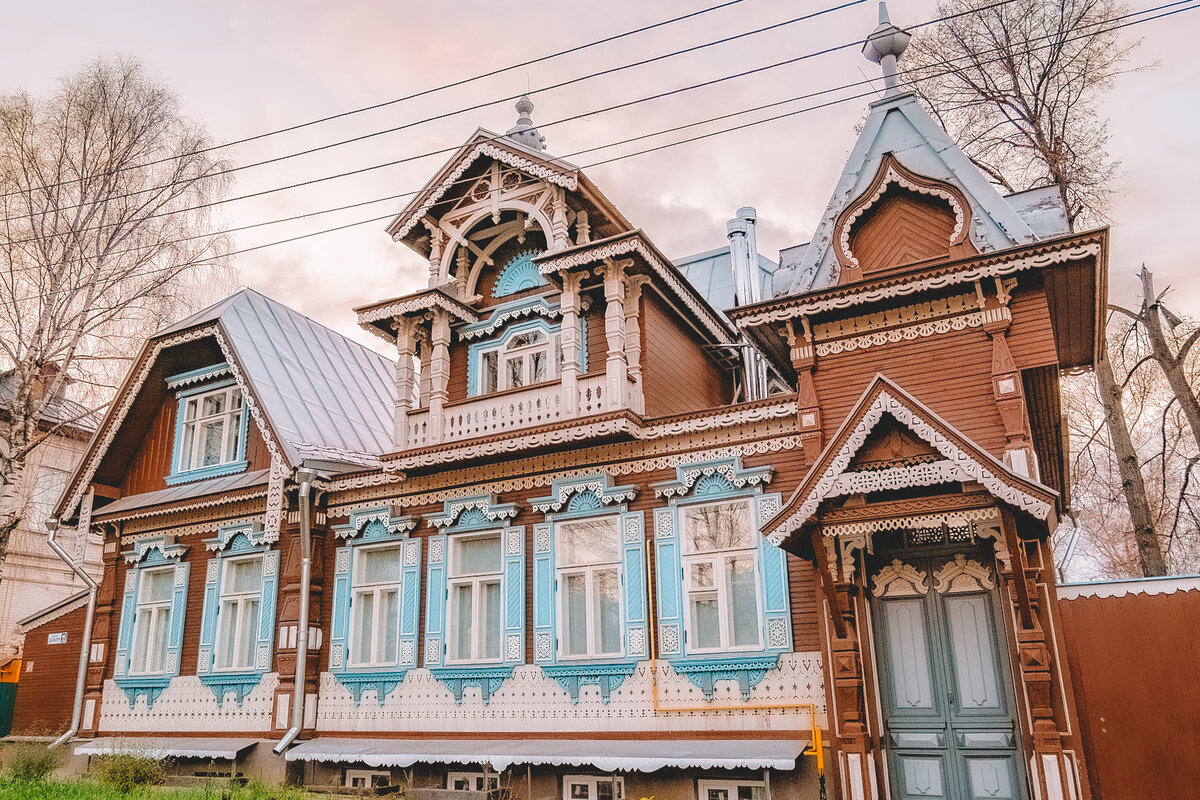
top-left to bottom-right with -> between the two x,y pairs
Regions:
905,0 -> 1139,228
0,57 -> 232,559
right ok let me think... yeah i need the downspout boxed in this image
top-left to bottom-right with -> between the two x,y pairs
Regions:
46,516 -> 98,749
275,468 -> 317,754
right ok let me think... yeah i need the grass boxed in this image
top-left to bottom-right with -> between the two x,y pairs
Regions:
0,776 -> 337,799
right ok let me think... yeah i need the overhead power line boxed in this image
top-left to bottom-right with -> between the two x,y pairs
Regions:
0,0 -> 1013,230
2,0 -> 865,210
0,0 -> 752,198
48,0 -> 1193,274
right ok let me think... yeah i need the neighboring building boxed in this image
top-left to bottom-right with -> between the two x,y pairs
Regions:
0,370 -> 98,664
48,8 -> 1105,799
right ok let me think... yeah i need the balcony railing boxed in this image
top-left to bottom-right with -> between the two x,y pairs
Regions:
405,374 -> 611,449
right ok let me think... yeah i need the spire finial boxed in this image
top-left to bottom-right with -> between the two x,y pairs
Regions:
863,1 -> 912,97
506,94 -> 547,151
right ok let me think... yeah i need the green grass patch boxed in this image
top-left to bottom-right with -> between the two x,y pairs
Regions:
0,776 -> 334,799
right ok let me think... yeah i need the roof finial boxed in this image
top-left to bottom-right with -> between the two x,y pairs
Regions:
862,1 -> 912,97
506,94 -> 548,151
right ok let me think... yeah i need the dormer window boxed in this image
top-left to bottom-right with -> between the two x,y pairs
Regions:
480,328 -> 561,394
468,318 -> 583,397
167,372 -> 250,484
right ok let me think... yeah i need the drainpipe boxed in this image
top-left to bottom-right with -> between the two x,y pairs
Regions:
46,516 -> 99,749
275,468 -> 317,754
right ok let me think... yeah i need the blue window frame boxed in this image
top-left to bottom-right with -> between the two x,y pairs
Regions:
166,372 -> 250,485
113,536 -> 190,708
328,508 -> 421,705
196,523 -> 279,706
651,458 -> 791,700
530,476 -> 646,703
466,317 -> 586,397
423,496 -> 524,703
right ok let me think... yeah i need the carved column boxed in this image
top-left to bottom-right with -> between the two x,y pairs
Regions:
623,276 -> 650,416
789,318 -> 824,463
983,282 -> 1038,478
597,259 -> 630,408
455,247 -> 470,300
575,210 -> 591,245
423,218 -> 443,289
392,318 -> 417,451
559,271 -> 582,416
550,187 -> 571,251
82,524 -> 121,735
428,309 -> 452,443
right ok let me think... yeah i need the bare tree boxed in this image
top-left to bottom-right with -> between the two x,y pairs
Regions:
906,0 -> 1140,228
0,57 -> 233,557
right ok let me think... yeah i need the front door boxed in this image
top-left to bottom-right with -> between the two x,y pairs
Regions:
871,550 -> 1023,800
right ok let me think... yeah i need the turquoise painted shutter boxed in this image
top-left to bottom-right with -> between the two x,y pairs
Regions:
329,545 -> 352,673
165,562 -> 190,677
532,523 -> 555,665
653,507 -> 684,658
399,538 -> 421,668
502,526 -> 525,666
114,572 -> 137,678
197,559 -> 220,675
620,511 -> 648,660
755,493 -> 792,652
256,550 -> 280,671
424,534 -> 446,667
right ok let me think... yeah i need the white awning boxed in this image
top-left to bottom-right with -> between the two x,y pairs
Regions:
75,737 -> 258,760
284,737 -> 805,772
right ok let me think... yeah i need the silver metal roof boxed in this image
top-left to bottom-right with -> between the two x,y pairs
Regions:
92,468 -> 271,518
673,245 -> 776,318
161,289 -> 395,467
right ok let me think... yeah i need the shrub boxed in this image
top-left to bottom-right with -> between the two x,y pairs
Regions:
4,740 -> 61,781
92,751 -> 166,793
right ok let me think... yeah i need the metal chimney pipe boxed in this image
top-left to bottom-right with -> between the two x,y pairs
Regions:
727,210 -> 769,401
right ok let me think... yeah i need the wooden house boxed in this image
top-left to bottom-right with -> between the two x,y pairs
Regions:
43,7 -> 1102,799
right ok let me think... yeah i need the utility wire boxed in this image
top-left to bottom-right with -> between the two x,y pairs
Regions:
2,0 -> 866,215
0,0 -> 751,198
0,0 -> 1012,230
51,0 -> 1193,273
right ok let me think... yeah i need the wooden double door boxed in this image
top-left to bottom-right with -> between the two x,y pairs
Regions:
871,549 -> 1025,800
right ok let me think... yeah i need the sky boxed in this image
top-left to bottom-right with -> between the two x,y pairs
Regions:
2,0 -> 1197,354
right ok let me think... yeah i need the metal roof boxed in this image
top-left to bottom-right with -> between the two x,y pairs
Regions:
672,245 -> 776,318
92,468 -> 271,519
160,289 -> 395,466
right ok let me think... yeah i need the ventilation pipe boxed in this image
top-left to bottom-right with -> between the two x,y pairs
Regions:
275,468 -> 317,754
727,208 -> 769,401
46,515 -> 99,749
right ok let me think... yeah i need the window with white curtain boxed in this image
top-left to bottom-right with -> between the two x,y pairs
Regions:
214,555 -> 263,671
447,533 -> 503,663
681,499 -> 762,651
130,566 -> 175,674
556,517 -> 622,659
350,545 -> 402,667
176,384 -> 245,472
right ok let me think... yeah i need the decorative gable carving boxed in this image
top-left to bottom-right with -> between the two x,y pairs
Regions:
763,375 -> 1058,547
835,153 -> 974,283
424,494 -> 520,529
652,456 -> 773,499
530,474 -> 637,514
333,505 -> 418,540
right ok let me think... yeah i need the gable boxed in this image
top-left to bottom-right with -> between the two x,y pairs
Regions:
848,188 -> 960,275
763,375 -> 1058,547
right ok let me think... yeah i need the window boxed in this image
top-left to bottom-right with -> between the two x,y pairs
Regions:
130,566 -> 175,675
345,769 -> 391,789
563,776 -> 624,800
479,327 -> 562,394
697,780 -> 765,800
556,517 -> 622,659
175,384 -> 245,474
681,500 -> 761,651
449,772 -> 500,791
448,533 -> 503,663
214,555 -> 263,671
350,545 -> 402,667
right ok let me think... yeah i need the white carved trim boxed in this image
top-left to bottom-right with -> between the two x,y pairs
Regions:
823,507 -> 1000,538
530,476 -> 637,513
458,298 -> 563,340
872,559 -> 929,597
733,243 -> 1102,329
838,166 -> 966,269
816,307 -> 1011,357
535,235 -> 734,345
767,388 -> 1053,545
393,140 -> 578,241
933,554 -> 995,593
356,291 -> 479,329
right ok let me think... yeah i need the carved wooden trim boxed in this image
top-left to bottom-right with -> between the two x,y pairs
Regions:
933,554 -> 996,593
871,559 -> 929,597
